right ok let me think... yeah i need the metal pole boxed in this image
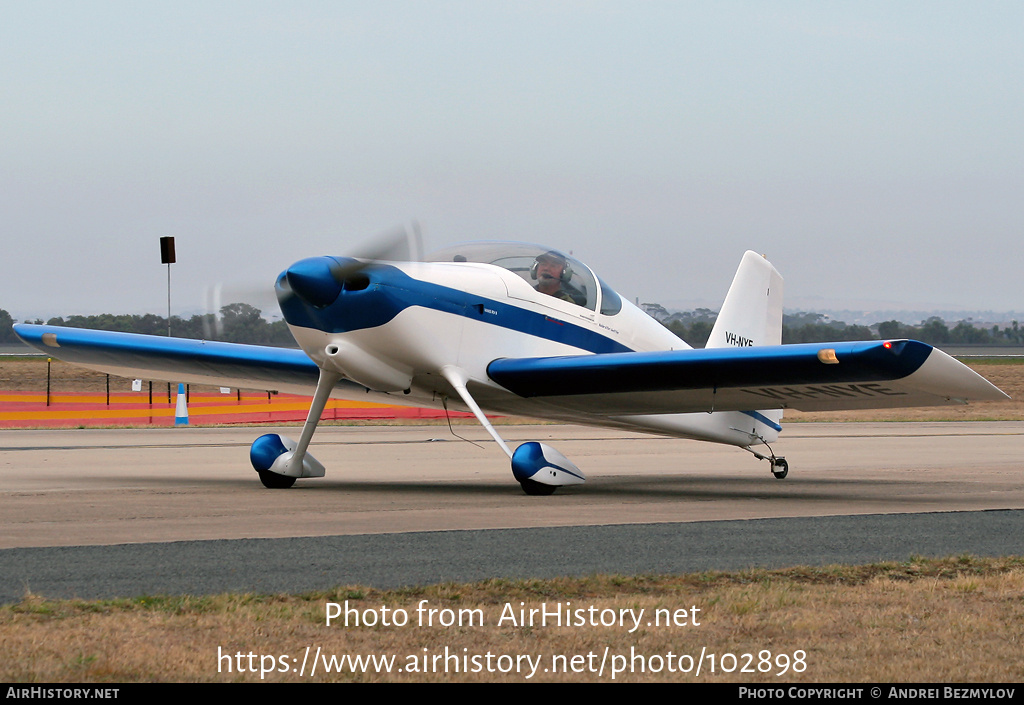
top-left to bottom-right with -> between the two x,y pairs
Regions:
159,237 -> 176,409
46,358 -> 51,407
160,236 -> 175,337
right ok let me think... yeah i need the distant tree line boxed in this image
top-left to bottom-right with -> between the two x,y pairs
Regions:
0,309 -> 17,344
663,311 -> 1024,348
661,308 -> 718,348
4,305 -> 1024,349
0,303 -> 295,346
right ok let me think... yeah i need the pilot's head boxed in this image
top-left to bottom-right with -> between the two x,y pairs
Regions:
533,251 -> 568,279
532,251 -> 571,296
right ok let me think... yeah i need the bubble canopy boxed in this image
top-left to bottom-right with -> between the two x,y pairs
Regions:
427,242 -> 622,316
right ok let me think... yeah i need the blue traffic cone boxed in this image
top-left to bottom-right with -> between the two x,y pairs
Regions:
174,383 -> 189,426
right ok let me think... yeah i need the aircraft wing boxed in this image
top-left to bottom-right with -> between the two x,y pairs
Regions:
13,324 -> 332,395
486,340 -> 1009,415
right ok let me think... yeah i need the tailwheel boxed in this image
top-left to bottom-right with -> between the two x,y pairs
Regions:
258,469 -> 296,489
771,458 -> 789,480
745,442 -> 788,480
519,478 -> 558,496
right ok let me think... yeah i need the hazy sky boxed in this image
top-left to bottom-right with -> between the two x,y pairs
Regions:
3,1 -> 1022,321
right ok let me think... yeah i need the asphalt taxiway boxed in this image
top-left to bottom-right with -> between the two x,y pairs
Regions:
2,422 -> 1022,601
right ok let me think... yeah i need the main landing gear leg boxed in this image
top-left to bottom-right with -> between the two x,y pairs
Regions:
249,367 -> 342,488
439,366 -> 585,495
439,366 -> 512,458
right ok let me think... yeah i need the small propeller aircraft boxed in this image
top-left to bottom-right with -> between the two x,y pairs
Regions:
14,230 -> 1008,494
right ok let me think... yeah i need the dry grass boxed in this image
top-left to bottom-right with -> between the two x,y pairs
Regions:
3,557 -> 1024,682
0,358 -> 225,396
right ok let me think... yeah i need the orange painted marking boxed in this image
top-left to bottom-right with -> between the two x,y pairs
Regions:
0,391 -> 469,427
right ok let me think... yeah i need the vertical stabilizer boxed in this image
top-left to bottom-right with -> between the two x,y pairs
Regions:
706,251 -> 785,435
706,251 -> 783,349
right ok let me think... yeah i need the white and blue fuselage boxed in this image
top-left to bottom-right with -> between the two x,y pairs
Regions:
277,242 -> 781,451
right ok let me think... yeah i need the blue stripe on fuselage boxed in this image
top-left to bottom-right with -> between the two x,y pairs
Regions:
741,410 -> 783,432
277,262 -> 633,354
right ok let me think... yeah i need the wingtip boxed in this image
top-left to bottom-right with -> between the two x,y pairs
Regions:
11,322 -> 43,348
917,347 -> 1011,402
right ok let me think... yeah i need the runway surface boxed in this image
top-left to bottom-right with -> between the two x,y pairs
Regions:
2,422 -> 1023,602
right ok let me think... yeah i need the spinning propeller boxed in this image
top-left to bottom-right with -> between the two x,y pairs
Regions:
279,221 -> 423,311
202,222 -> 423,337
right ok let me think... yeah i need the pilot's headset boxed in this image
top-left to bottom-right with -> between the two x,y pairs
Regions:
530,251 -> 573,283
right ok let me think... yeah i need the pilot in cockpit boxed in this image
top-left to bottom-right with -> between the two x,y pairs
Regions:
532,251 -> 576,303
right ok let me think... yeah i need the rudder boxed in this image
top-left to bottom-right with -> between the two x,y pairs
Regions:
706,251 -> 783,349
